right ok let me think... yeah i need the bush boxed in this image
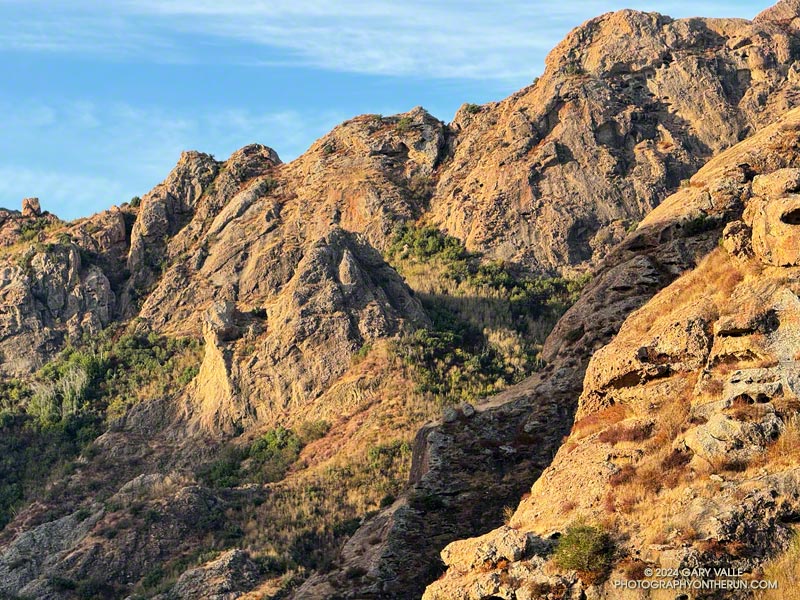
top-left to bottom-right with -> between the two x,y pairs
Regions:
345,566 -> 368,579
464,103 -> 481,114
129,196 -> 141,208
564,64 -> 584,76
48,576 -> 77,591
597,422 -> 653,445
387,224 -> 468,263
297,419 -> 331,443
199,426 -> 305,488
196,447 -> 246,488
387,224 -> 590,404
396,117 -> 413,132
553,522 -> 613,577
660,448 -> 692,471
366,440 -> 412,473
683,213 -> 719,236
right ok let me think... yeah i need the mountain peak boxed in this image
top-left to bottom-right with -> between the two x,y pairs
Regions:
756,0 -> 800,26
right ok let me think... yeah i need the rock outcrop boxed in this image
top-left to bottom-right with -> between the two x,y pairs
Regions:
0,242 -> 114,375
423,107 -> 800,600
21,198 -> 41,218
426,4 -> 800,273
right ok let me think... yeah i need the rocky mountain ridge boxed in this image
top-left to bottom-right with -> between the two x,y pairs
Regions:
0,1 -> 799,599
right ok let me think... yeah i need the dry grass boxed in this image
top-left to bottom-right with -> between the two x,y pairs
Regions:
645,389 -> 693,450
726,396 -> 766,422
766,414 -> 800,468
598,421 -> 653,445
774,396 -> 800,419
608,465 -> 636,487
755,528 -> 800,600
593,377 -> 697,540
618,557 -> 649,580
623,249 -> 741,339
571,404 -> 628,439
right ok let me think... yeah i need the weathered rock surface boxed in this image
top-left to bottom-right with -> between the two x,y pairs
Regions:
294,374 -> 578,600
154,549 -> 263,600
426,4 -> 800,273
22,197 -> 41,218
0,482 -> 238,600
423,108 -> 800,600
0,243 -> 114,375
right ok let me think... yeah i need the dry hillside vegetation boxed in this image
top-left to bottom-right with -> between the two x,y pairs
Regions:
425,108 -> 800,599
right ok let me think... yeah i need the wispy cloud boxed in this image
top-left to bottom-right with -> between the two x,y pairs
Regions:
0,166 -> 125,218
0,1 -> 768,80
0,99 -> 347,219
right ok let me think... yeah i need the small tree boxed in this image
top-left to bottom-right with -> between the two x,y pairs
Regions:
553,522 -> 613,580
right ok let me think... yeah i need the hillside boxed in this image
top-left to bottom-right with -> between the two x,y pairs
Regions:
425,103 -> 800,600
0,2 -> 798,600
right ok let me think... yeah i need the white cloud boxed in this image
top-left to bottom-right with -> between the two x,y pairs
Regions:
0,0 -> 768,79
0,100 -> 348,219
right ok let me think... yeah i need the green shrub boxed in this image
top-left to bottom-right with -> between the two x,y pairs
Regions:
28,365 -> 90,424
129,196 -> 141,208
249,426 -> 303,483
48,576 -> 77,591
178,366 -> 199,385
683,213 -> 719,236
352,342 -> 372,364
553,522 -> 613,576
396,117 -> 413,133
345,566 -> 368,579
0,329 -> 201,527
387,224 -> 469,264
564,63 -> 584,76
197,446 -> 247,488
366,440 -> 412,473
139,566 -> 165,590
464,103 -> 481,114
387,225 -> 590,404
19,219 -> 48,242
297,419 -> 331,443
198,426 -> 305,488
261,177 -> 279,194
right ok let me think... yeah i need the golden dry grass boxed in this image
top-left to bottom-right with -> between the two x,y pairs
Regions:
755,529 -> 800,600
622,249 -> 741,339
571,404 -> 628,439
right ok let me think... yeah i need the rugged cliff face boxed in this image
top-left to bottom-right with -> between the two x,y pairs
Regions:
427,2 -> 800,273
0,2 -> 799,600
424,106 -> 800,600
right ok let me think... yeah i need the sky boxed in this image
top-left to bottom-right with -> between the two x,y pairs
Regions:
0,1 -> 771,220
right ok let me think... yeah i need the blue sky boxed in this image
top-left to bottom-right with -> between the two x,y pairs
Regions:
0,1 -> 770,220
